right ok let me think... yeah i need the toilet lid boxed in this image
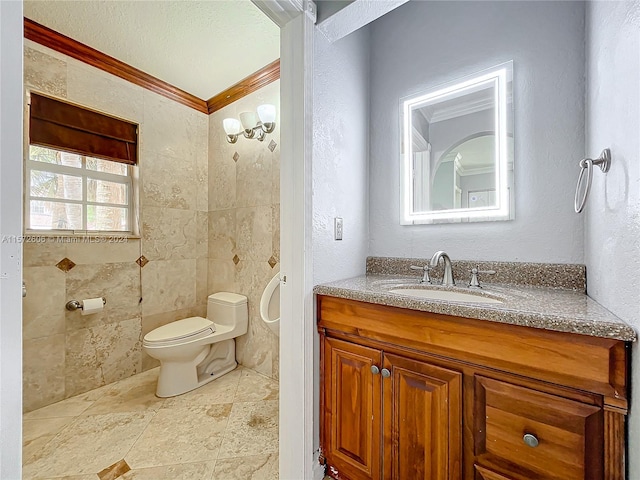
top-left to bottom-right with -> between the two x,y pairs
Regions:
144,317 -> 215,344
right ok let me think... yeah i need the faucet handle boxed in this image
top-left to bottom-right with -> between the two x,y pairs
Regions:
469,267 -> 496,288
410,265 -> 432,284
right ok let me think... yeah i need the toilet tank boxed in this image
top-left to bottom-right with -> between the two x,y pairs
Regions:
207,292 -> 248,333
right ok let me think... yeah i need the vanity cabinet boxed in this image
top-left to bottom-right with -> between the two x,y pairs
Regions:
317,295 -> 630,480
323,337 -> 461,480
323,338 -> 382,480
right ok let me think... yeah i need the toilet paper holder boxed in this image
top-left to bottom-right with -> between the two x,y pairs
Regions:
65,297 -> 106,311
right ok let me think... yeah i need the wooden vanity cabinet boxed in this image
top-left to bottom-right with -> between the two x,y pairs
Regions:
323,338 -> 382,480
323,337 -> 461,480
317,295 -> 630,480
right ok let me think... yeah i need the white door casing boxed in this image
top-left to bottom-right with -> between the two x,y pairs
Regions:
0,1 -> 24,478
251,1 -> 319,479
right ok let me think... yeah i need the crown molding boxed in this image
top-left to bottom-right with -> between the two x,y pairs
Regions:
206,59 -> 280,114
24,18 -> 209,114
24,18 -> 280,116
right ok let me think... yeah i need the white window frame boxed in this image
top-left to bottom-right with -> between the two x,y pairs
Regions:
25,149 -> 135,235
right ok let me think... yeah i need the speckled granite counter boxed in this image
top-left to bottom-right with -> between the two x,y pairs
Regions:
314,274 -> 636,341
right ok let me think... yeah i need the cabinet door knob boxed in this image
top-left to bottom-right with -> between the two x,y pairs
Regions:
381,368 -> 391,378
523,433 -> 539,448
371,365 -> 380,375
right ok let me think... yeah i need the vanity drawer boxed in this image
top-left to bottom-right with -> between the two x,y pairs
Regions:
474,376 -> 603,479
474,464 -> 517,480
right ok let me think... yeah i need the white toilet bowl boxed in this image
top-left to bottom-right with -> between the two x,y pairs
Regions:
143,292 -> 247,397
260,273 -> 280,337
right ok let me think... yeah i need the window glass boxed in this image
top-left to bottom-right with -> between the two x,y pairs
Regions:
29,201 -> 83,230
30,170 -> 83,201
86,158 -> 128,176
87,179 -> 128,205
87,205 -> 129,232
26,145 -> 134,233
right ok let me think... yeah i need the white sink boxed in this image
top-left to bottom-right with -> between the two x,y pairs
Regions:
388,288 -> 503,304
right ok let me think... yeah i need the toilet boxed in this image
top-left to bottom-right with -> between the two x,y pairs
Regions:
143,292 -> 248,397
260,273 -> 280,337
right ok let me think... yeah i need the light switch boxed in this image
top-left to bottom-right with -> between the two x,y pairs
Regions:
334,217 -> 343,241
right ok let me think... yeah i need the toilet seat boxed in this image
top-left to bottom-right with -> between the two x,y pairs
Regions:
143,317 -> 215,347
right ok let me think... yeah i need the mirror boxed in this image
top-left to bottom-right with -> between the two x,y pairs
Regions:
400,62 -> 514,224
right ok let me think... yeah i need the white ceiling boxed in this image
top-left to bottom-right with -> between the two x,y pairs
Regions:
24,1 -> 280,100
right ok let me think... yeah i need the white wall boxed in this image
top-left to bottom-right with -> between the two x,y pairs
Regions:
585,2 -> 640,476
313,27 -> 370,285
0,1 -> 24,477
312,24 -> 370,455
369,1 -> 585,263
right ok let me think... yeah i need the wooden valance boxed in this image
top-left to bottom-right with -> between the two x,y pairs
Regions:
29,92 -> 138,165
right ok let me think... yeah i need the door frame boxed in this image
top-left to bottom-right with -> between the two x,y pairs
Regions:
252,1 -> 321,478
0,1 -> 25,478
2,1 -> 418,474
0,0 -> 318,477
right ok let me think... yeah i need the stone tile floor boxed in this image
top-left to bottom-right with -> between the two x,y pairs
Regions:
22,366 -> 279,480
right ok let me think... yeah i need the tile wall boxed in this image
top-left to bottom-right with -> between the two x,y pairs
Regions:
22,41 -> 209,411
208,81 -> 280,380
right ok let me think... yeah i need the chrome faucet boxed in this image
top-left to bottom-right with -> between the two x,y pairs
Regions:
430,251 -> 455,286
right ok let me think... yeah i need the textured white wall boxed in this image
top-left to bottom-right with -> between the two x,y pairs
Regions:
313,27 -> 370,284
368,1 -> 585,263
312,23 -> 370,457
585,2 -> 640,476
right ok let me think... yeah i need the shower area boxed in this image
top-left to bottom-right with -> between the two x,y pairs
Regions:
21,18 -> 281,478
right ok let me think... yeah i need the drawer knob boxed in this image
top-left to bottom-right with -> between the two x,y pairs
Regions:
381,368 -> 391,378
523,433 -> 539,448
371,365 -> 380,375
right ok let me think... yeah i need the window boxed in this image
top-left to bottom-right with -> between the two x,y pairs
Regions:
27,92 -> 139,234
27,146 -> 133,232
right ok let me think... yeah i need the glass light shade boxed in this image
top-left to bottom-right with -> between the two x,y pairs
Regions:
239,112 -> 258,130
223,118 -> 241,135
257,104 -> 276,124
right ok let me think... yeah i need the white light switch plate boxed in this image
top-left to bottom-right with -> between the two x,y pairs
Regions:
334,217 -> 343,240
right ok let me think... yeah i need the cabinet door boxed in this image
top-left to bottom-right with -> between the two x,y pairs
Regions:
474,376 -> 603,479
382,354 -> 462,480
323,337 -> 383,480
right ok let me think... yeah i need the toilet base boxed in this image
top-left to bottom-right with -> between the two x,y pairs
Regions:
155,339 -> 238,398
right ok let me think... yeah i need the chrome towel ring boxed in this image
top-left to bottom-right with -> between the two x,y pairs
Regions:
574,148 -> 611,213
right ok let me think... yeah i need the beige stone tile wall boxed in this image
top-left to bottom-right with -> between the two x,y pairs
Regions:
208,81 -> 280,380
22,41 -> 209,411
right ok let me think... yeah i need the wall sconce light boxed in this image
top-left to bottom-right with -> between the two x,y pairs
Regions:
223,104 -> 276,144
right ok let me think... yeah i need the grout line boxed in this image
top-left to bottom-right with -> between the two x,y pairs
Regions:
229,367 -> 243,402
209,458 -> 218,480
120,409 -> 158,469
238,364 -> 280,383
213,370 -> 243,467
23,388 -> 105,420
21,416 -> 78,469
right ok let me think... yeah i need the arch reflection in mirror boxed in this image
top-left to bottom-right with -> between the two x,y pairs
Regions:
400,61 -> 514,224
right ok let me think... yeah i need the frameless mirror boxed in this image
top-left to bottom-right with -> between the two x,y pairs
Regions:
400,62 -> 514,224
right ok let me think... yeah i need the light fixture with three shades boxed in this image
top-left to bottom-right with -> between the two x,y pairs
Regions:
223,104 -> 276,144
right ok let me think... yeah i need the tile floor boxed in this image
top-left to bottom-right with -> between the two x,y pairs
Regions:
22,366 -> 279,480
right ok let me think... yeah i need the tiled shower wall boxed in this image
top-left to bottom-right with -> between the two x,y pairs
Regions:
22,41 -> 209,412
208,81 -> 280,380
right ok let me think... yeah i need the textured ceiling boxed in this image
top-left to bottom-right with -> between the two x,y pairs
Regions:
24,0 -> 280,99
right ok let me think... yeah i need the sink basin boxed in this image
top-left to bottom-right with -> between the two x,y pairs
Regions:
388,288 -> 503,304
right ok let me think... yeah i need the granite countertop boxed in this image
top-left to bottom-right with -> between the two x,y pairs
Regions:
314,274 -> 637,342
